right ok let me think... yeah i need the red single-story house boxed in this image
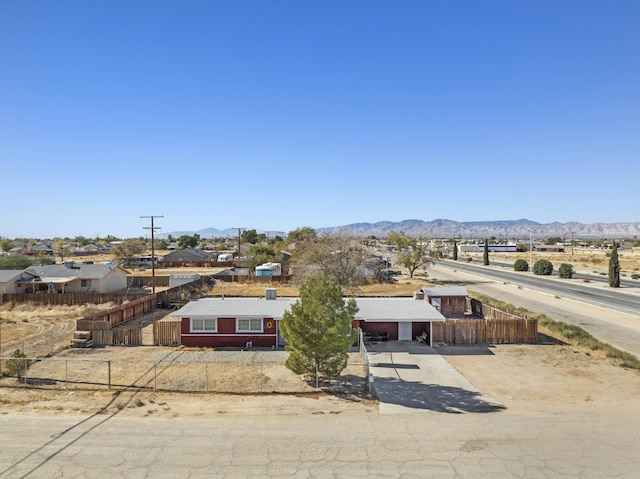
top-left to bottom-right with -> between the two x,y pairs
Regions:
173,292 -> 446,348
420,287 -> 469,318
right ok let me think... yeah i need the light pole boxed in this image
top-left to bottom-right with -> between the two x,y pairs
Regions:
529,230 -> 533,273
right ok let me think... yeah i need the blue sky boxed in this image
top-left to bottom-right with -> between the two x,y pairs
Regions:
2,1 -> 639,239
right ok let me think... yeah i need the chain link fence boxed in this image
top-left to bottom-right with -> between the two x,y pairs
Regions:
0,349 -> 368,395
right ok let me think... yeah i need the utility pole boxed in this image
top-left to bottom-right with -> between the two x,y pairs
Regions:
141,215 -> 163,294
233,227 -> 245,258
571,231 -> 575,256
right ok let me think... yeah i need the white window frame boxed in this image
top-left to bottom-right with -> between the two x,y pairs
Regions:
236,318 -> 263,333
191,318 -> 217,332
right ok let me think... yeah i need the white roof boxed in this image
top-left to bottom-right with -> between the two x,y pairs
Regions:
421,286 -> 469,297
172,297 -> 445,322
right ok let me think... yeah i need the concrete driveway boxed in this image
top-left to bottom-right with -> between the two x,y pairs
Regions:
367,342 -> 503,414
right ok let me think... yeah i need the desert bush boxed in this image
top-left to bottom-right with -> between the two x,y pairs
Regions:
558,263 -> 574,279
513,259 -> 529,272
631,274 -> 640,280
533,259 -> 553,275
5,349 -> 32,380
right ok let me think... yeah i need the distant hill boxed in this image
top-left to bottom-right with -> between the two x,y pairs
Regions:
162,219 -> 640,240
317,219 -> 640,239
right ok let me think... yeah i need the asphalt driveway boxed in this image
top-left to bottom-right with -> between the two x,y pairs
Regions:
367,342 -> 503,414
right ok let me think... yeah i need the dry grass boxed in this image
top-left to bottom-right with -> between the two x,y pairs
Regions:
0,302 -> 116,358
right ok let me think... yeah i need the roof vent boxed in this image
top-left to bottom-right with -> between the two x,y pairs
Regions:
413,291 -> 425,300
265,288 -> 277,300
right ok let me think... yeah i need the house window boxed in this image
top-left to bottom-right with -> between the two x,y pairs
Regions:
237,318 -> 263,332
81,279 -> 92,288
191,318 -> 217,332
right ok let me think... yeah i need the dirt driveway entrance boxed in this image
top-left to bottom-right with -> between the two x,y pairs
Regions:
367,342 -> 502,414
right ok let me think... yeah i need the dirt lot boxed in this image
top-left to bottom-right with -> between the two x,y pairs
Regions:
1,337 -> 639,419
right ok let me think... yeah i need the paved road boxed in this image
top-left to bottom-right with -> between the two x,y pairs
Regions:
438,260 -> 640,316
430,262 -> 640,357
1,405 -> 639,478
479,258 -> 639,288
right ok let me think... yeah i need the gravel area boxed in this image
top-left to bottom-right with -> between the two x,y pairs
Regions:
150,349 -> 291,363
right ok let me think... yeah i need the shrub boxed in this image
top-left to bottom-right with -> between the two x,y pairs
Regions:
631,273 -> 640,280
533,259 -> 553,275
558,263 -> 574,279
513,259 -> 529,272
6,349 -> 32,380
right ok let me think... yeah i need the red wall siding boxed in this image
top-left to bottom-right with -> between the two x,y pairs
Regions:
180,316 -> 278,348
361,322 -> 399,340
181,335 -> 277,348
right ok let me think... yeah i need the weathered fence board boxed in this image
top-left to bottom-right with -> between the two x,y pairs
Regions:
432,318 -> 537,344
154,321 -> 181,346
1,292 -> 147,306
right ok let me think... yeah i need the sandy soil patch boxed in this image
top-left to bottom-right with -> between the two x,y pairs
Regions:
438,342 -> 640,414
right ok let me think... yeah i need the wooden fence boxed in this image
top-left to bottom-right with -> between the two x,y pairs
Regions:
91,328 -> 143,346
430,297 -> 538,344
432,318 -> 538,344
1,292 -> 148,306
77,295 -> 158,330
127,275 -> 170,287
154,321 -> 181,346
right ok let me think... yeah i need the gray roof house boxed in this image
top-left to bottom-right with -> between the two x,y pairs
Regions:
172,293 -> 446,348
0,270 -> 24,295
16,261 -> 128,294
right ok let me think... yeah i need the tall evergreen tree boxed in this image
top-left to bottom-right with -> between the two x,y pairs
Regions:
483,238 -> 489,265
608,244 -> 621,288
453,241 -> 458,261
279,276 -> 358,382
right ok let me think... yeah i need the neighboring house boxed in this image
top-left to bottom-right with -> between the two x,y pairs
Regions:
0,271 -> 24,295
161,248 -> 216,264
421,287 -> 469,318
172,290 -> 446,348
16,261 -> 128,294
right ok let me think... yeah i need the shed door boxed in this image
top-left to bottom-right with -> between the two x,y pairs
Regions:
398,322 -> 412,341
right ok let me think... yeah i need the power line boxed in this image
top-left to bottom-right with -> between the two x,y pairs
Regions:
141,215 -> 163,294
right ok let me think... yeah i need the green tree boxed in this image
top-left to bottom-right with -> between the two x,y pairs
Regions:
387,231 -> 433,278
279,276 -> 358,382
177,234 -> 200,249
112,239 -> 145,267
558,263 -> 574,278
452,241 -> 458,261
6,349 -> 31,381
241,229 -> 259,245
513,259 -> 529,271
247,244 -> 277,272
0,238 -> 13,254
608,244 -> 620,288
0,254 -> 36,270
53,238 -> 71,262
533,259 -> 554,275
483,239 -> 489,265
287,226 -> 317,243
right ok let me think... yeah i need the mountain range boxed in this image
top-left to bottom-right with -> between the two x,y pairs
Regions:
163,219 -> 640,240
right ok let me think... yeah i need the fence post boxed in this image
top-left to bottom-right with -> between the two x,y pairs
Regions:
154,361 -> 157,391
65,359 -> 68,390
205,362 -> 209,393
260,363 -> 263,393
108,360 -> 111,390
